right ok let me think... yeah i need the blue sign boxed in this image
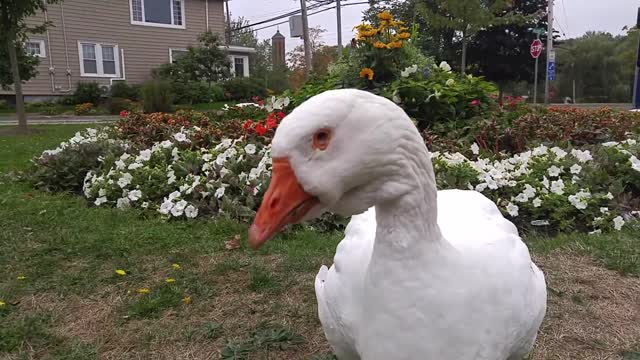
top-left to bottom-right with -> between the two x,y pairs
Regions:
548,62 -> 556,81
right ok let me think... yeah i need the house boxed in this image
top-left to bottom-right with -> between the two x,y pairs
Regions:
2,0 -> 255,102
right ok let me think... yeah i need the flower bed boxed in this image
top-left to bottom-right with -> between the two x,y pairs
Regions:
27,96 -> 640,235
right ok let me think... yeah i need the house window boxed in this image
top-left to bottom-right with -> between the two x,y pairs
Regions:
26,40 -> 46,57
169,48 -> 187,63
130,0 -> 185,28
234,57 -> 245,77
78,42 -> 120,77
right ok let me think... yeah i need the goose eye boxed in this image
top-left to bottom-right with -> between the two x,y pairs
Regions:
313,129 -> 331,151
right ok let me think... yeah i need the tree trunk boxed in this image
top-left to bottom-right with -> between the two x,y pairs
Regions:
461,36 -> 467,75
6,33 -> 27,133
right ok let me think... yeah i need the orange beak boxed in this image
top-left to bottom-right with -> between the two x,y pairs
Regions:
248,157 -> 319,249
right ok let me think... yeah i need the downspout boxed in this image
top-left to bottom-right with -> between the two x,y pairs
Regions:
42,3 -> 56,92
205,0 -> 209,31
110,49 -> 126,85
59,1 -> 72,92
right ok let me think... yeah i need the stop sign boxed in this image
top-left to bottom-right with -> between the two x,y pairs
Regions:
530,39 -> 543,59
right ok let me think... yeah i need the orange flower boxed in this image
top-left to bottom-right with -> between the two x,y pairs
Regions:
378,11 -> 393,21
373,41 -> 388,49
359,68 -> 374,81
397,32 -> 411,40
388,40 -> 404,49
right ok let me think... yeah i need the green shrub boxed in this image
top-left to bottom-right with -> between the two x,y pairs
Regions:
223,77 -> 267,101
109,82 -> 140,101
106,97 -> 137,115
58,95 -> 77,105
0,99 -> 9,110
172,82 -> 224,104
142,80 -> 174,113
73,82 -> 104,105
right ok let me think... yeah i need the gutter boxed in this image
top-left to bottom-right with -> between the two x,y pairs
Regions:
42,3 -> 56,92
59,1 -> 73,92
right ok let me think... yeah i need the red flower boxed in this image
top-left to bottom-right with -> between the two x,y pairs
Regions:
276,111 -> 286,121
119,110 -> 129,118
254,123 -> 267,136
258,100 -> 264,106
266,117 -> 277,130
243,119 -> 253,131
252,96 -> 261,103
470,99 -> 481,106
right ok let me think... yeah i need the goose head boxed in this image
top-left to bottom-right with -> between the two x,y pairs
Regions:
248,89 -> 435,249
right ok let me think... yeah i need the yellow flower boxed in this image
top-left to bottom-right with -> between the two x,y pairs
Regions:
165,278 -> 176,283
373,41 -> 388,49
17,276 -> 26,280
359,67 -> 374,81
399,27 -> 409,32
115,269 -> 127,276
137,288 -> 150,294
397,32 -> 411,40
0,301 -> 5,307
182,296 -> 192,305
378,11 -> 393,21
171,263 -> 181,270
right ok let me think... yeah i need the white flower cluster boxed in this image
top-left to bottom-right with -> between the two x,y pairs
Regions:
39,128 -> 115,158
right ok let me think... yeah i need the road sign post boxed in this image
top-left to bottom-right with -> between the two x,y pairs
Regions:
530,37 -> 543,104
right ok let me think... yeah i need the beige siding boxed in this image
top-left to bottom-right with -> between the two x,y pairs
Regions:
2,0 -> 226,96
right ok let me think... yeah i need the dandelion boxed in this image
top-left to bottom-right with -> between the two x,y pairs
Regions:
359,67 -> 374,81
137,288 -> 151,294
165,278 -> 176,283
172,263 -> 181,270
613,216 -> 625,231
182,296 -> 192,305
115,269 -> 127,276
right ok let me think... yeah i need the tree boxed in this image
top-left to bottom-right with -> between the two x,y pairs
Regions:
466,0 -> 548,100
158,31 -> 230,85
0,0 -> 59,132
287,26 -> 331,89
417,0 -> 516,74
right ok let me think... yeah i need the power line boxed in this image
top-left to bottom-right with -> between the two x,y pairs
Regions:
248,1 -> 369,33
231,0 -> 334,32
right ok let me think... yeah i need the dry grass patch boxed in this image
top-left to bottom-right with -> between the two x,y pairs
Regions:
532,250 -> 640,360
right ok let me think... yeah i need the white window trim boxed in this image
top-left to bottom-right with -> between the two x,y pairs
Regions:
229,55 -> 250,78
26,39 -> 46,57
169,48 -> 187,63
78,41 -> 121,78
129,0 -> 186,29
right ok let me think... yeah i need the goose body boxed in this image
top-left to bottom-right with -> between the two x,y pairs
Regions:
248,89 -> 547,360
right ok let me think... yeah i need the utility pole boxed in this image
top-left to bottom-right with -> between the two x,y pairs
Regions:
633,7 -> 640,109
544,0 -> 554,104
336,0 -> 343,55
300,0 -> 312,78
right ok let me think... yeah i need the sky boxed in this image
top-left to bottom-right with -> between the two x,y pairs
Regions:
228,0 -> 640,52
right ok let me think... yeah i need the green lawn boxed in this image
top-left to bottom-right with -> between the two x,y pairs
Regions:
0,125 -> 638,359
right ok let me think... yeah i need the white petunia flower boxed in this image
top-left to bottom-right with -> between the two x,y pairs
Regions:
600,207 -> 609,214
115,160 -> 126,170
532,198 -> 542,208
613,216 -> 625,231
172,147 -> 180,161
141,202 -> 149,209
173,132 -> 188,142
550,179 -> 565,195
168,191 -> 181,201
215,187 -> 226,199
117,173 -> 133,188
588,229 -> 602,235
470,143 -> 480,155
523,184 -> 536,199
532,145 -> 548,156
98,188 -> 107,197
137,149 -> 152,162
94,196 -> 108,206
171,200 -> 188,217
128,163 -> 143,170
514,193 -> 529,203
506,202 -> 519,217
220,167 -> 230,178
547,165 -> 562,177
624,139 -> 637,145
605,192 -> 614,200
202,153 -> 213,162
541,176 -> 550,189
571,149 -> 593,163
244,144 -> 257,155
159,199 -> 173,215
550,147 -> 567,159
128,189 -> 142,201
120,153 -> 131,161
630,155 -> 640,172
568,189 -> 591,210
185,205 -> 198,219
602,141 -> 618,147
475,183 -> 488,192
116,197 -> 130,210
161,140 -> 173,149
400,64 -> 418,77
569,164 -> 582,174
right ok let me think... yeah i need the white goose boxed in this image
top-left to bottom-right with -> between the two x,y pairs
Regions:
248,89 -> 547,360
